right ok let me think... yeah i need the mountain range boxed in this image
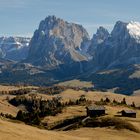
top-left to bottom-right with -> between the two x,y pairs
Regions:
1,15 -> 140,95
0,37 -> 30,61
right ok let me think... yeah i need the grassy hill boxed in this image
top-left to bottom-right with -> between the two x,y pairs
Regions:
0,118 -> 86,140
0,85 -> 140,140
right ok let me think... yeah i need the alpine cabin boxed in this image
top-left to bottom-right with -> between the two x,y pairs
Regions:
86,105 -> 105,117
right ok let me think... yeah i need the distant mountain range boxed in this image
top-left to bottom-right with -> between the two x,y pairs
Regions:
1,15 -> 140,95
0,37 -> 30,61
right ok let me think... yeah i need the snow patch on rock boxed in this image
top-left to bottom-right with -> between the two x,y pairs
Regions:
127,21 -> 140,42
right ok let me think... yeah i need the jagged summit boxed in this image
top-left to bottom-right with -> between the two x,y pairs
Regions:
96,26 -> 109,35
111,21 -> 128,38
93,26 -> 109,44
38,15 -> 65,33
27,15 -> 90,68
37,15 -> 88,40
87,26 -> 109,56
111,20 -> 140,42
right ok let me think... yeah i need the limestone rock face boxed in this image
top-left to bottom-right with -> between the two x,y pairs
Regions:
88,26 -> 109,56
89,21 -> 140,70
26,16 -> 90,69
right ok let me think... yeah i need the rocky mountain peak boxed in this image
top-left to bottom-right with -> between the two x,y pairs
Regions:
111,21 -> 128,38
92,26 -> 109,45
37,15 -> 90,47
38,15 -> 64,34
111,21 -> 140,43
27,15 -> 90,68
87,26 -> 109,56
96,26 -> 109,37
90,20 -> 140,69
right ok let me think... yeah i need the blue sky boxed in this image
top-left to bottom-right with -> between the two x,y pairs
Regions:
0,0 -> 140,37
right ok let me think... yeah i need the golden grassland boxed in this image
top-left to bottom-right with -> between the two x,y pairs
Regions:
0,85 -> 38,92
63,127 -> 140,140
0,96 -> 19,116
0,118 -> 87,140
0,85 -> 22,91
0,115 -> 140,140
55,79 -> 93,88
0,85 -> 140,140
58,89 -> 140,106
42,105 -> 86,126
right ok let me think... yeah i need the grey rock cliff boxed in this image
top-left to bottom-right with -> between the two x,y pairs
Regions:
90,21 -> 140,70
26,16 -> 90,69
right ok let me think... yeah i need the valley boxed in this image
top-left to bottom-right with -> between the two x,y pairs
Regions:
1,1 -> 140,140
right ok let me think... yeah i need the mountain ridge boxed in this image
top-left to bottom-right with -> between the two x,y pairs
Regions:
26,15 -> 90,69
0,36 -> 31,61
1,16 -> 140,94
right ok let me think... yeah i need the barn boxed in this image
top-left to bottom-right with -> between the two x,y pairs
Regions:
86,105 -> 105,117
121,110 -> 136,118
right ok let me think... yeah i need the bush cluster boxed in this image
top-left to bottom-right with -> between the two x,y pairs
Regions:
0,88 -> 31,95
37,86 -> 66,95
96,97 -> 137,109
0,113 -> 15,119
83,117 -> 140,133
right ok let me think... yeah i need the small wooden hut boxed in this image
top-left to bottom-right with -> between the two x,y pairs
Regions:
86,105 -> 105,117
